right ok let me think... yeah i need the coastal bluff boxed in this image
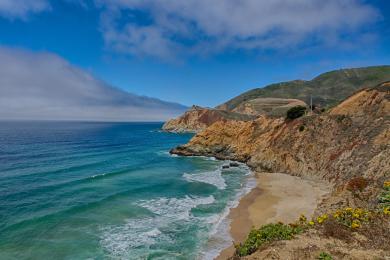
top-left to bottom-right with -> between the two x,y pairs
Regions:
170,82 -> 390,259
171,83 -> 389,186
161,105 -> 256,133
162,99 -> 307,133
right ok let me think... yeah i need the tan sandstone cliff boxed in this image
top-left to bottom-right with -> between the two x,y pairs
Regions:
162,105 -> 256,133
172,82 -> 390,198
162,98 -> 307,133
172,83 -> 390,258
171,82 -> 390,259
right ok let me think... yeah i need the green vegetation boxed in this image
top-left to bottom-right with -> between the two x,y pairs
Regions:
236,185 -> 390,257
379,181 -> 390,209
286,106 -> 306,120
235,223 -> 305,256
318,252 -> 333,260
217,66 -> 390,110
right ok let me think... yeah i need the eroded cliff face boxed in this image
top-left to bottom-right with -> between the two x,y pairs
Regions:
162,98 -> 307,133
171,84 -> 390,187
162,105 -> 255,133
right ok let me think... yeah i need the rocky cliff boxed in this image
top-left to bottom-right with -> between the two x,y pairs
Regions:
172,83 -> 390,188
171,82 -> 390,259
162,98 -> 308,133
162,105 -> 255,133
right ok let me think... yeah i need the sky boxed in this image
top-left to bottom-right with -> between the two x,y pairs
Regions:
0,0 -> 389,120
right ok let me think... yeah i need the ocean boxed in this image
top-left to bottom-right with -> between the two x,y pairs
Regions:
0,121 -> 254,260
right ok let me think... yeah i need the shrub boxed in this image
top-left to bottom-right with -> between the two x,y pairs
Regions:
379,180 -> 390,208
235,223 -> 304,256
346,177 -> 368,193
286,106 -> 306,120
336,114 -> 347,123
318,252 -> 333,260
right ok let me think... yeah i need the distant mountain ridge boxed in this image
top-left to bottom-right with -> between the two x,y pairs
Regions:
217,65 -> 390,111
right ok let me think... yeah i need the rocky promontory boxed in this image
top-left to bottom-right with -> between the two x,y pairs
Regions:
161,105 -> 256,133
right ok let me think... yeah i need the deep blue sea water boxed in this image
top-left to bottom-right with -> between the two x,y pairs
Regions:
0,121 -> 254,260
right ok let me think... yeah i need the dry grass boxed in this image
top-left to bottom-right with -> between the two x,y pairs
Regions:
321,218 -> 351,241
358,214 -> 390,250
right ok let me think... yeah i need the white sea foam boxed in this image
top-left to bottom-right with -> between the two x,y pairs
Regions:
183,169 -> 227,190
100,217 -> 169,258
199,169 -> 256,260
138,195 -> 215,221
100,162 -> 255,260
100,195 -> 215,258
156,150 -> 178,157
90,173 -> 107,178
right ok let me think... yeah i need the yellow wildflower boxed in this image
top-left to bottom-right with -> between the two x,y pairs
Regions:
309,221 -> 315,226
351,220 -> 361,229
384,181 -> 390,188
322,214 -> 328,220
345,207 -> 353,212
317,217 -> 324,224
352,213 -> 360,218
384,207 -> 390,215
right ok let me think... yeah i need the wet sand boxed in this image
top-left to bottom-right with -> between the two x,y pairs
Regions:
216,172 -> 330,259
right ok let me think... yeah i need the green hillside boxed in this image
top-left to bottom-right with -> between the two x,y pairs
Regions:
217,65 -> 390,110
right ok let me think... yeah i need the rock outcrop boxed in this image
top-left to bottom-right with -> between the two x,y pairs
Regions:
171,83 -> 390,187
162,105 -> 255,133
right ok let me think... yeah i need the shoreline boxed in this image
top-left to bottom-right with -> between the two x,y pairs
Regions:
216,172 -> 331,259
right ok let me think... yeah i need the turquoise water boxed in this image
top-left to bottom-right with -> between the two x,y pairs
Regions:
0,122 -> 254,260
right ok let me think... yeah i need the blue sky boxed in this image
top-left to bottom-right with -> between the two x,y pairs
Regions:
0,0 -> 389,108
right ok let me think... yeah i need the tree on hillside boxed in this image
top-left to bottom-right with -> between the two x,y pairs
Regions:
286,106 -> 306,120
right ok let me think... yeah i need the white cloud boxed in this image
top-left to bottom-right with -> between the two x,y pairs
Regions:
97,0 -> 380,59
0,0 -> 50,19
0,47 -> 186,121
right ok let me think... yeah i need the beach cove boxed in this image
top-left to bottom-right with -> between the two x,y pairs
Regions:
216,172 -> 331,259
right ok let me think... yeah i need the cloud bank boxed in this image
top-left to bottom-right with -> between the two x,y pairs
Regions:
0,47 -> 187,121
98,0 -> 380,60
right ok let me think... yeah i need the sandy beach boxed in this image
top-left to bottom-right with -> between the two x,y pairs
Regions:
216,172 -> 331,259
